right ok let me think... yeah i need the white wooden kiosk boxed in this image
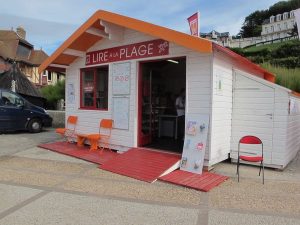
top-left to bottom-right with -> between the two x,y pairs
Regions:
39,10 -> 300,169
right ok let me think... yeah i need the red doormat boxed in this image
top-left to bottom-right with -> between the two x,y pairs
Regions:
100,148 -> 181,183
38,142 -> 117,165
159,170 -> 228,192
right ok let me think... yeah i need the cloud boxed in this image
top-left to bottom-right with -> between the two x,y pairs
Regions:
0,0 -> 282,54
0,14 -> 77,53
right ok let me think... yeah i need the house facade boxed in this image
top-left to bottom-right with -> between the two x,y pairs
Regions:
261,10 -> 297,41
200,30 -> 231,47
0,26 -> 64,87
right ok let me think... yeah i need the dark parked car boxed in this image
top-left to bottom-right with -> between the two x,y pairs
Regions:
0,89 -> 52,133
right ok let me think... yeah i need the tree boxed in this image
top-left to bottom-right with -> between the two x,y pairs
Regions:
41,80 -> 65,109
239,10 -> 268,37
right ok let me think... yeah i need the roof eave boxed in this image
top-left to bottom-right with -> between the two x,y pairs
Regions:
39,10 -> 213,74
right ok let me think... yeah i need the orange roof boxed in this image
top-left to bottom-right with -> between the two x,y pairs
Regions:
38,10 -> 212,73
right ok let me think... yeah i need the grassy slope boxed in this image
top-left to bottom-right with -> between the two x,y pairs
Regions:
244,41 -> 289,53
261,63 -> 300,92
235,40 -> 300,92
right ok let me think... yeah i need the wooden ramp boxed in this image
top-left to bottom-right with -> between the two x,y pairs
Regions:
159,170 -> 229,192
100,148 -> 181,183
38,142 -> 117,165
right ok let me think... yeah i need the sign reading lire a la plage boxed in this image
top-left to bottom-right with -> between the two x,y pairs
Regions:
86,39 -> 169,65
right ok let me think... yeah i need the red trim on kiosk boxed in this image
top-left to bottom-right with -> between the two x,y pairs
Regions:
137,57 -> 186,147
80,66 -> 109,111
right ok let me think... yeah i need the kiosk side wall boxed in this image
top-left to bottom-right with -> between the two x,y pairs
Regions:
285,95 -> 300,167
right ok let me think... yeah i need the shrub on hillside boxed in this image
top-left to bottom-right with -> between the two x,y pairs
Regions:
41,80 -> 65,109
271,40 -> 300,58
244,48 -> 272,58
230,47 -> 245,56
270,57 -> 300,68
247,56 -> 268,64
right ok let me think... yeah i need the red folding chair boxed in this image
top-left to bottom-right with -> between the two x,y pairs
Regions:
237,135 -> 264,184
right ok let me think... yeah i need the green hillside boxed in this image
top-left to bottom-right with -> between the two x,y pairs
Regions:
230,40 -> 300,92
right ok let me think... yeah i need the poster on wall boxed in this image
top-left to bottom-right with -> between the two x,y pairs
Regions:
112,62 -> 131,95
67,83 -> 75,104
113,97 -> 130,130
180,114 -> 210,174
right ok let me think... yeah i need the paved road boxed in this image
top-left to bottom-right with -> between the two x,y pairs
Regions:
0,130 -> 299,225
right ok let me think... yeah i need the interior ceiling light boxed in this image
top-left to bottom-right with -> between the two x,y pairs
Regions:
167,59 -> 179,64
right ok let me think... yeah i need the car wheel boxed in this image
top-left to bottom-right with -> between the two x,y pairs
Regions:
28,118 -> 42,133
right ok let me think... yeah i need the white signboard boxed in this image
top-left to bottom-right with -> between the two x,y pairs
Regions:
67,83 -> 75,104
112,97 -> 129,130
180,114 -> 210,174
112,62 -> 131,95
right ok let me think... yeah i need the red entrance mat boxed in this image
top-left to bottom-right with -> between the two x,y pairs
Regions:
100,148 -> 181,183
38,141 -> 117,165
159,170 -> 229,192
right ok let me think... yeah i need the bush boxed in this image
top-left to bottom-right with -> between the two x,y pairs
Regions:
270,57 -> 300,68
244,48 -> 272,57
41,80 -> 65,109
230,47 -> 245,56
247,56 -> 268,64
271,40 -> 300,58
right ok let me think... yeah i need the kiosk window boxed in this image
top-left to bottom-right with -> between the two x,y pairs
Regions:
80,66 -> 108,110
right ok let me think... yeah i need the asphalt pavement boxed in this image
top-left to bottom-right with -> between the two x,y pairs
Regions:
0,129 -> 299,225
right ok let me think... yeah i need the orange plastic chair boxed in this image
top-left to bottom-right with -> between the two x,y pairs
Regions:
87,119 -> 113,152
237,135 -> 264,184
56,115 -> 78,142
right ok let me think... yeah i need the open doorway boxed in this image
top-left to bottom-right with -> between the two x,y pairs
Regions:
138,57 -> 186,153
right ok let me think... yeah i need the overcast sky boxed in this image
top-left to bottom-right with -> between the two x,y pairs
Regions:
0,0 -> 280,55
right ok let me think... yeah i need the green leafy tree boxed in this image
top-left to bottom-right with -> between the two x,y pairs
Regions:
41,80 -> 65,109
240,10 -> 267,37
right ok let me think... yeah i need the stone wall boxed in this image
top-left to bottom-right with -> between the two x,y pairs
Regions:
47,110 -> 65,128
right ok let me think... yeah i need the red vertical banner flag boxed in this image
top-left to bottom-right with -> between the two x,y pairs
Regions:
187,12 -> 199,36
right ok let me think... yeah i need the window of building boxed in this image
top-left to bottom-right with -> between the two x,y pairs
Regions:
277,24 -> 281,31
291,20 -> 295,28
47,71 -> 52,81
276,14 -> 281,21
271,25 -> 274,32
283,12 -> 288,20
290,11 -> 294,18
265,27 -> 268,33
270,16 -> 275,23
80,66 -> 108,110
284,22 -> 288,29
16,43 -> 31,59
